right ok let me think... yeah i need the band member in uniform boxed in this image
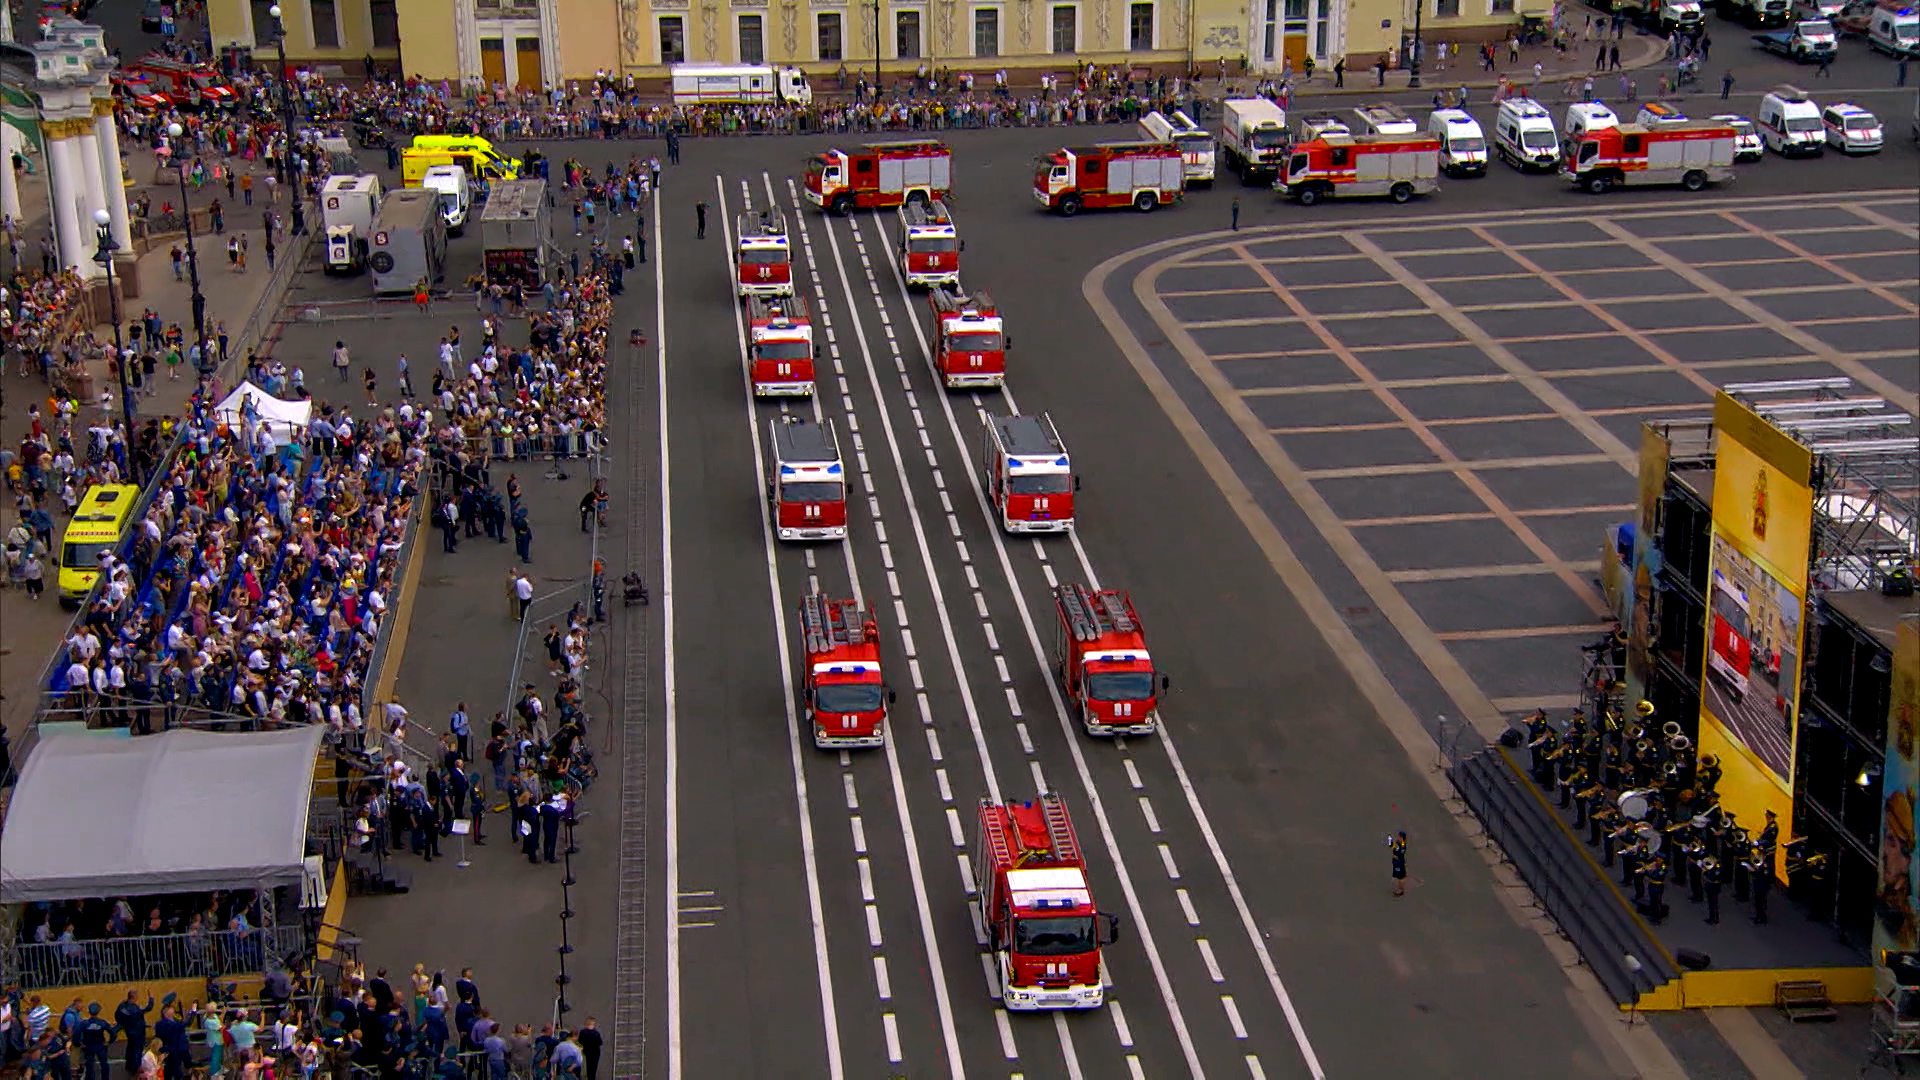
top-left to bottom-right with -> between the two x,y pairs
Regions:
1644,854 -> 1668,924
1622,837 -> 1645,898
1388,831 -> 1408,898
1686,834 -> 1708,902
1572,770 -> 1599,829
1697,754 -> 1722,798
1703,856 -> 1723,924
1732,830 -> 1753,903
1757,809 -> 1780,862
1751,851 -> 1773,924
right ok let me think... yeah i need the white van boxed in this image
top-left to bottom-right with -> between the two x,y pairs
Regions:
1495,99 -> 1561,171
1138,109 -> 1218,185
1869,3 -> 1920,56
1563,101 -> 1620,145
420,164 -> 473,235
1427,109 -> 1488,176
1353,103 -> 1419,136
1758,85 -> 1826,155
1636,102 -> 1690,126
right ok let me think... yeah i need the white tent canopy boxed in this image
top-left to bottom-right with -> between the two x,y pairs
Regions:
215,382 -> 312,446
0,726 -> 325,903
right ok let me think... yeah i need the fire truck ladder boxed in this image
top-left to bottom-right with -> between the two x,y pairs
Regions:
1057,583 -> 1135,644
901,198 -> 952,229
1030,791 -> 1080,867
932,286 -> 993,317
800,594 -> 869,655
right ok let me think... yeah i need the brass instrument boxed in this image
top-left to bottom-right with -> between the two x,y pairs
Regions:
1626,722 -> 1646,743
1635,738 -> 1653,755
1576,780 -> 1606,801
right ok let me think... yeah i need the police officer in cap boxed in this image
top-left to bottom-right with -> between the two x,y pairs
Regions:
1751,847 -> 1774,924
1644,853 -> 1669,924
1703,855 -> 1723,924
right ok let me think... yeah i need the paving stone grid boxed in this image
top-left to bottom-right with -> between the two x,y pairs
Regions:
1147,195 -> 1920,714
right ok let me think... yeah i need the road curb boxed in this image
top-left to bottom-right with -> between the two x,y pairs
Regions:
1214,34 -> 1677,101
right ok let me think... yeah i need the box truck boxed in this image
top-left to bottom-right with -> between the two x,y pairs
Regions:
480,178 -> 552,289
368,188 -> 448,296
321,174 -> 382,275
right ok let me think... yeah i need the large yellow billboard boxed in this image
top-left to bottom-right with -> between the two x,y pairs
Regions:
1699,393 -> 1814,851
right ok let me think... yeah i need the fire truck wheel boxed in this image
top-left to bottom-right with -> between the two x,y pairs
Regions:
1389,182 -> 1415,204
1682,170 -> 1708,192
1295,185 -> 1324,207
1133,191 -> 1158,213
1585,174 -> 1613,195
830,194 -> 855,217
1059,194 -> 1084,217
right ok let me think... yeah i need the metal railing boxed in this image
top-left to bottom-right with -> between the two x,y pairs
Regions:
8,924 -> 307,991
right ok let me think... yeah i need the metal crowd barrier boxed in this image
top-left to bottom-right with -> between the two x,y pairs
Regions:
9,924 -> 307,991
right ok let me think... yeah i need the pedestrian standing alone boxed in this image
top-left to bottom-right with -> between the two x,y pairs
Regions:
695,201 -> 708,239
512,507 -> 533,564
1721,70 -> 1735,99
332,341 -> 351,382
1389,831 -> 1408,897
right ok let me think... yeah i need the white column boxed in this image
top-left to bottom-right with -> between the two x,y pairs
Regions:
93,110 -> 132,251
46,135 -> 91,275
538,0 -> 562,89
0,126 -> 19,225
75,118 -> 106,227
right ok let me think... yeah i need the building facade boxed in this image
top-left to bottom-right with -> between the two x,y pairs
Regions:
209,0 -> 1531,88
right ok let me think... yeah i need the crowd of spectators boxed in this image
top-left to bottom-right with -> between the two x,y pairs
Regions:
1,271 -> 102,393
0,962 -> 606,1080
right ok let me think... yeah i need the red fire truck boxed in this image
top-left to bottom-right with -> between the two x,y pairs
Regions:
765,418 -> 845,541
1033,142 -> 1185,215
1561,119 -> 1739,193
1707,570 -> 1754,700
804,140 -> 953,216
1053,584 -> 1168,736
896,199 -> 960,289
981,413 -> 1076,533
746,296 -> 815,397
927,286 -> 1008,390
1274,133 -> 1442,205
734,208 -> 793,299
974,792 -> 1120,1010
797,592 -> 893,748
126,56 -> 240,109
111,72 -> 173,114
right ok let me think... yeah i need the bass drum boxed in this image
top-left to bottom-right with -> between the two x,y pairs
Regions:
1617,789 -> 1656,821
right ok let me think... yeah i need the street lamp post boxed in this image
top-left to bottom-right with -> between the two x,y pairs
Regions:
873,0 -> 882,100
166,122 -> 211,375
267,4 -> 307,236
92,208 -> 138,476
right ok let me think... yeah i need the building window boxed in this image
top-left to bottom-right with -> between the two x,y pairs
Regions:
1490,0 -> 1515,10
309,0 -> 339,48
369,0 -> 399,48
1128,2 -> 1153,50
818,13 -> 843,60
973,7 -> 999,56
897,11 -> 922,59
1051,5 -> 1076,52
250,0 -> 278,47
659,16 -> 686,63
739,14 -> 765,64
1435,0 -> 1460,15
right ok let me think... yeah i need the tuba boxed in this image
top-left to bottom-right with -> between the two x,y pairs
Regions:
1664,720 -> 1692,755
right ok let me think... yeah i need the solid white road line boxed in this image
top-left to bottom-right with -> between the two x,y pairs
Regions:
658,183 -> 685,1080
708,176 -> 844,1080
870,211 -> 1206,1078
772,173 -> 970,1078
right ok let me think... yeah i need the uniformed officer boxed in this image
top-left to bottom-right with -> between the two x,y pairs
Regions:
1621,836 -> 1644,893
1751,855 -> 1773,924
75,1003 -> 113,1080
1703,856 -> 1723,924
1732,834 -> 1754,903
1572,769 -> 1598,828
1698,753 -> 1723,798
1686,837 -> 1707,902
1757,809 -> 1780,861
1388,831 -> 1408,898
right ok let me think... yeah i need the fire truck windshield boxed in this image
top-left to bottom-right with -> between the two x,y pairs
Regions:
780,480 -> 842,502
740,249 -> 789,264
1086,672 -> 1155,702
1007,474 -> 1071,495
190,75 -> 219,89
908,236 -> 959,253
1174,132 -> 1214,152
1711,585 -> 1751,639
813,683 -> 885,714
1251,130 -> 1291,150
755,339 -> 811,361
950,331 -> 1002,352
1013,916 -> 1096,956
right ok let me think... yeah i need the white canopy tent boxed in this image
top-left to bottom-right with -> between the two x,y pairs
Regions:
0,726 -> 325,903
214,382 -> 313,446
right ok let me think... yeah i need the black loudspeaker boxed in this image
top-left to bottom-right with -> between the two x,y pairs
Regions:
1498,729 -> 1523,749
1676,948 -> 1712,971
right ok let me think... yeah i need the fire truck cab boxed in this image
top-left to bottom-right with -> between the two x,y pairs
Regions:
1708,570 -> 1754,700
1275,133 -> 1442,205
1562,119 -> 1738,193
974,793 -> 1119,1011
734,208 -> 794,299
897,199 -> 962,289
981,413 -> 1076,533
928,286 -> 1009,389
127,56 -> 238,109
805,140 -> 953,215
1053,583 -> 1169,736
766,418 -> 847,541
797,593 -> 893,748
746,296 -> 816,397
1034,142 -> 1185,216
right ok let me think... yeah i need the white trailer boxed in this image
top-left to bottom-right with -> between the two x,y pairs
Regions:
669,64 -> 812,105
321,174 -> 382,274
